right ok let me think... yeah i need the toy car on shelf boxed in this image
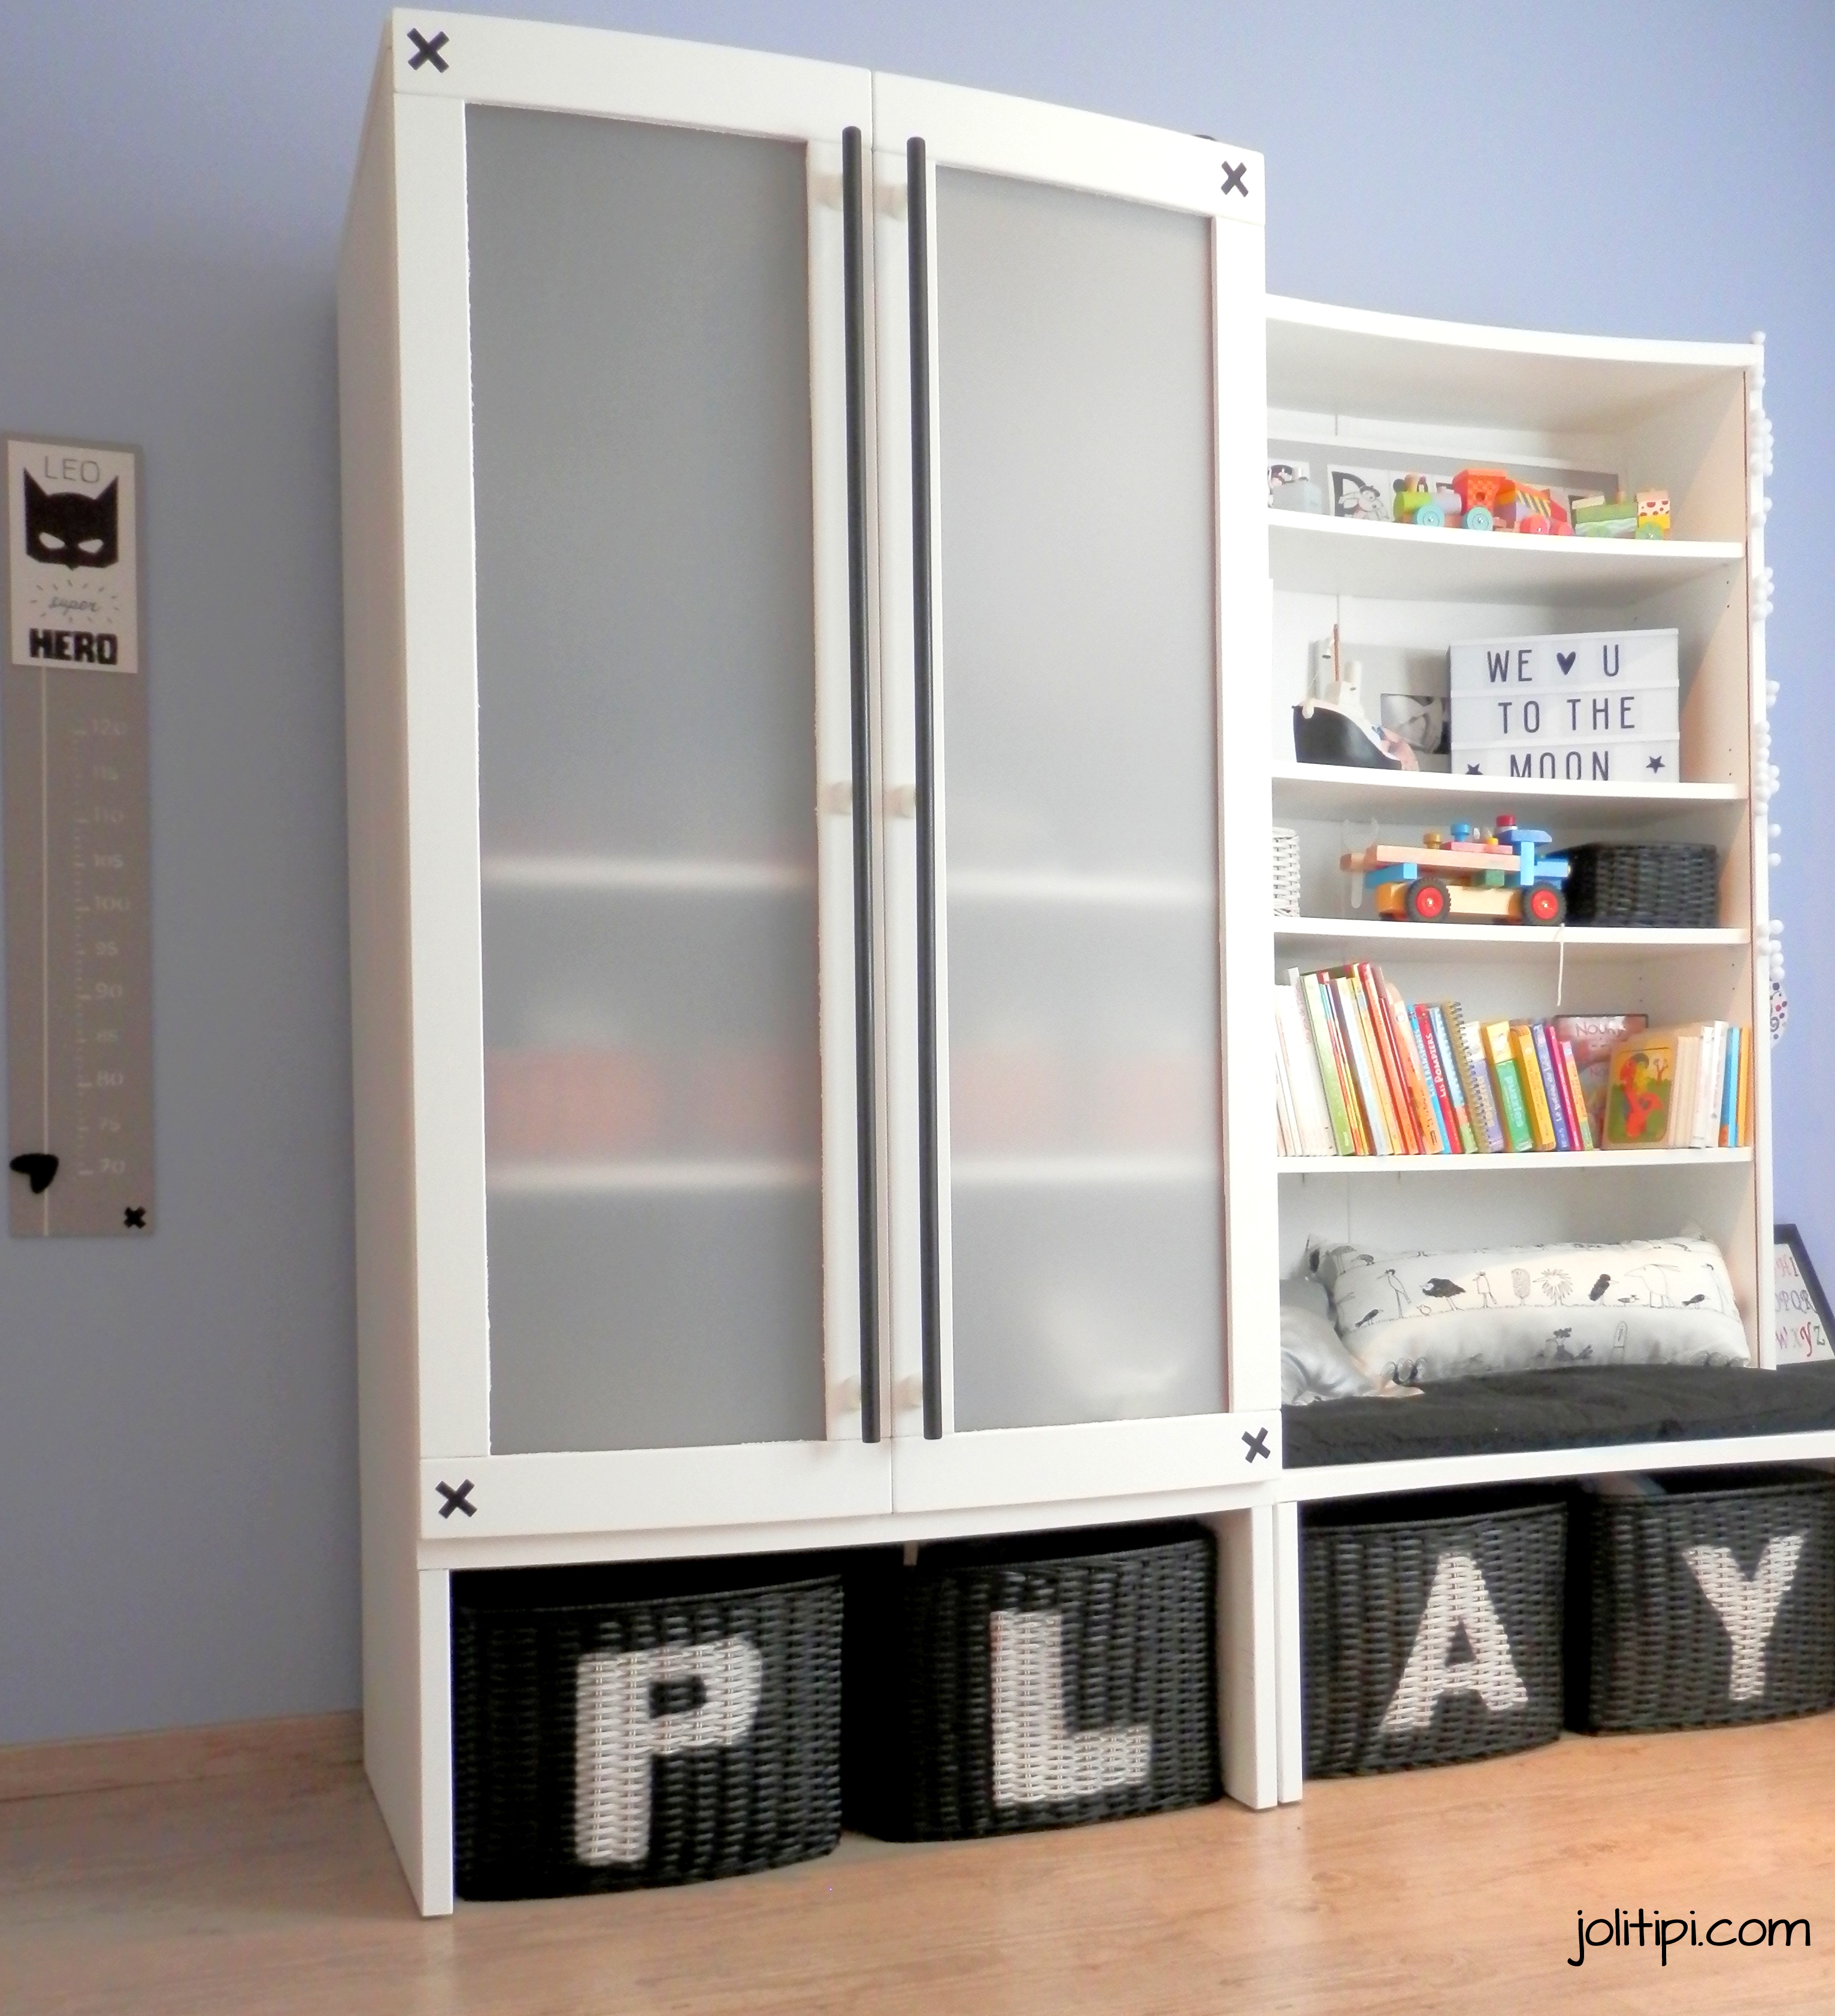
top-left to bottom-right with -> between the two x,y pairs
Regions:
1340,814 -> 1571,924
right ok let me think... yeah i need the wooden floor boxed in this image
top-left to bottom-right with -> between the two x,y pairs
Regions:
4,1717 -> 1834,2014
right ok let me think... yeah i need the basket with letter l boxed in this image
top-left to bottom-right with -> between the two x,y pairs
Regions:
452,1556 -> 843,1899
1567,1469 -> 1835,1732
843,1522 -> 1219,1841
1562,842 -> 1719,928
1303,1490 -> 1566,1776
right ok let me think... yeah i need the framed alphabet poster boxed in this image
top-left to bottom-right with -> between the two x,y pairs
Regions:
1775,1224 -> 1835,1364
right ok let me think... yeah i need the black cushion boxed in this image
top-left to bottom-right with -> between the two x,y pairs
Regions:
1283,1362 -> 1835,1469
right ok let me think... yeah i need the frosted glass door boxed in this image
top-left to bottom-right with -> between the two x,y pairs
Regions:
466,107 -> 834,1456
931,170 -> 1225,1432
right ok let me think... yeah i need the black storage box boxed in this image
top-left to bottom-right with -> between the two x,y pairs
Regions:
844,1522 -> 1219,1841
1562,841 -> 1719,928
1303,1489 -> 1566,1776
452,1555 -> 843,1899
1567,1468 -> 1835,1732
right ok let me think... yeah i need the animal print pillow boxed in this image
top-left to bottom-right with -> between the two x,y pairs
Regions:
1312,1236 -> 1751,1387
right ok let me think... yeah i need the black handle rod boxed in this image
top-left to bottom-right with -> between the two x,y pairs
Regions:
907,136 -> 943,1442
841,126 -> 880,1445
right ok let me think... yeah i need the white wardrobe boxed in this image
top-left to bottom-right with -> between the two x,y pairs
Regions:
340,10 -> 1278,1911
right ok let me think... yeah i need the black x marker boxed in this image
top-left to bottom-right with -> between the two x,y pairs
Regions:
1242,1427 -> 1271,1463
1221,160 -> 1249,198
407,28 -> 449,71
436,1478 -> 477,1518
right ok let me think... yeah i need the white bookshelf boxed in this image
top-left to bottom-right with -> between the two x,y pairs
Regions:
1264,293 -> 1769,1339
1261,295 -> 1778,1802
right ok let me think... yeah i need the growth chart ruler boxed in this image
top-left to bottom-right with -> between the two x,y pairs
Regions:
2,436 -> 154,1235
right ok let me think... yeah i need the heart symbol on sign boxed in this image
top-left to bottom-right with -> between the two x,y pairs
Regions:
1557,651 -> 1577,673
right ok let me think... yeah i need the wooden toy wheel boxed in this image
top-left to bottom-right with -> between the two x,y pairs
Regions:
1404,877 -> 1451,922
1526,885 -> 1566,923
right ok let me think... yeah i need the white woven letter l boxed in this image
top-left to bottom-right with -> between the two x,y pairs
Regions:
990,1611 -> 1150,1807
574,1638 -> 764,1865
1684,1533 -> 1805,1702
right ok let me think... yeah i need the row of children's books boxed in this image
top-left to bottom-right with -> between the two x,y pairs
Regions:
1273,966 -> 1754,1157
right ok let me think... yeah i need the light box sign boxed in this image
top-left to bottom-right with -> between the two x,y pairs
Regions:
1450,627 -> 1680,783
7,439 -> 140,676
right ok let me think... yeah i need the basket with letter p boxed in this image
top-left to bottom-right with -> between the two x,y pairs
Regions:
452,1555 -> 843,1899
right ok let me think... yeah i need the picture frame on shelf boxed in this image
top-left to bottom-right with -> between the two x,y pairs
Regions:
1775,1224 -> 1835,1364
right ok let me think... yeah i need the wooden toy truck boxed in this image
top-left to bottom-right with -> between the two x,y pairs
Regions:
1340,814 -> 1570,924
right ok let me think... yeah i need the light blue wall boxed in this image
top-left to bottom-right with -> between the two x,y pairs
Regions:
0,2 -> 1827,1742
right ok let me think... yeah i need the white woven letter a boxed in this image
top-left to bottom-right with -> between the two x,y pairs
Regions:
991,1611 -> 1150,1806
573,1638 -> 763,1865
1685,1533 -> 1805,1702
1379,1551 -> 1528,1735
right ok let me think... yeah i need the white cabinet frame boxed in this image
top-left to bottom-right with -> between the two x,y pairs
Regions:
367,13 -> 891,1536
870,74 -> 1280,1512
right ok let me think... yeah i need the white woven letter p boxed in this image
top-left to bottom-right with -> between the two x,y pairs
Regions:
574,1638 -> 764,1865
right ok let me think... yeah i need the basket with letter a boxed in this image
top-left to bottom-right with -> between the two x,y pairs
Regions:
451,1556 -> 843,1899
1568,1469 -> 1835,1732
842,1522 -> 1219,1840
1303,1490 -> 1566,1775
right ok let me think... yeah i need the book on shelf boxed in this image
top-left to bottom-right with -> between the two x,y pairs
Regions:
1273,965 -> 1752,1159
1481,1019 -> 1536,1153
1601,1020 -> 1752,1150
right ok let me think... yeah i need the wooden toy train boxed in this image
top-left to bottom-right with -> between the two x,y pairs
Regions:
1341,814 -> 1570,924
1391,469 -> 1670,538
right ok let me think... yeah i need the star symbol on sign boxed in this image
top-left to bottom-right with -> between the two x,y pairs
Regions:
1647,754 -> 1666,773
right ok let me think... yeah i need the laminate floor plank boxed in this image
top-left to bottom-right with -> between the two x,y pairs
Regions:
2,1719 -> 1832,2014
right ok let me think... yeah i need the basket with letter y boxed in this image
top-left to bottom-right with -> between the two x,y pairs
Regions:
1568,1468 -> 1835,1732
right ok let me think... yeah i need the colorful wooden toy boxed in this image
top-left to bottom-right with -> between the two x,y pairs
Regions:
1635,487 -> 1672,538
1450,467 -> 1515,533
1571,491 -> 1640,538
1497,481 -> 1573,535
1339,813 -> 1570,924
1391,473 -> 1436,523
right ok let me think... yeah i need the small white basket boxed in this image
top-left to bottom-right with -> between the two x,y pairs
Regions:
1273,827 -> 1301,916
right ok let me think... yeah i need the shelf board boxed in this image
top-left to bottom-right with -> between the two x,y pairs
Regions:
1270,763 -> 1744,829
1277,1426 -> 1835,1503
1277,1147 -> 1752,1176
1265,296 -> 1757,435
1268,511 -> 1742,604
949,866 -> 1210,911
489,1158 -> 817,1196
481,855 -> 811,895
1273,916 -> 1746,960
952,1153 -> 1216,1189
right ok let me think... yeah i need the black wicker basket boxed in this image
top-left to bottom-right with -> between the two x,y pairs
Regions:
1567,1469 -> 1835,1732
452,1555 -> 843,1899
1562,842 -> 1719,928
1304,1490 -> 1566,1776
844,1522 -> 1219,1841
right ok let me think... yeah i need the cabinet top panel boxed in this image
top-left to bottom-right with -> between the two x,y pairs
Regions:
1269,294 -> 1758,436
384,7 -> 870,138
876,70 -> 1262,226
